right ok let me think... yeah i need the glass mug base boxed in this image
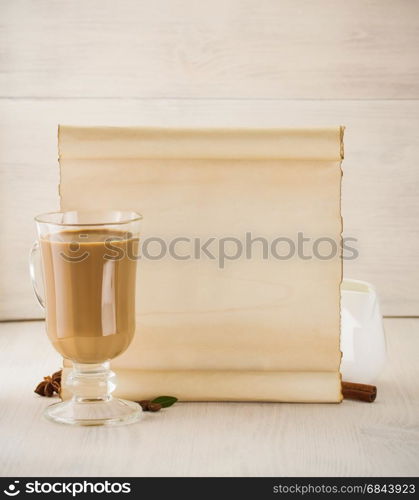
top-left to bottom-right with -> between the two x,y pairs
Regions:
44,397 -> 143,427
44,361 -> 142,426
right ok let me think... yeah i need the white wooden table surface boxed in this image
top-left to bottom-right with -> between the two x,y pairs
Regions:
0,319 -> 418,477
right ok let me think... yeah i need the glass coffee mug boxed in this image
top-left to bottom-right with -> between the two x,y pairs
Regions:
30,210 -> 143,426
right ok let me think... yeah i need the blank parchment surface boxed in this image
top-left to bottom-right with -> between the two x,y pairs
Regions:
59,127 -> 343,402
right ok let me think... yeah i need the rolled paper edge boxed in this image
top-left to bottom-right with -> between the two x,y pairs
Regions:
61,367 -> 342,403
58,126 -> 344,161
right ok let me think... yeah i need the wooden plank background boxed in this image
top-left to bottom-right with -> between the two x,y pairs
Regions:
0,0 -> 418,319
1,0 -> 419,99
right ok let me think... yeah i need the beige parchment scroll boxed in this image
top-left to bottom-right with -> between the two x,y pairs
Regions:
59,127 -> 343,402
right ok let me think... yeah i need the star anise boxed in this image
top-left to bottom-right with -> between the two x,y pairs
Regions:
34,369 -> 62,397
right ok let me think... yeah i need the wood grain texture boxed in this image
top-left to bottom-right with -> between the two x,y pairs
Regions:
1,0 -> 419,99
0,318 -> 417,476
0,99 -> 418,319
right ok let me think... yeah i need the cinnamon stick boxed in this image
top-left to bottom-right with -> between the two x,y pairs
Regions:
342,381 -> 377,403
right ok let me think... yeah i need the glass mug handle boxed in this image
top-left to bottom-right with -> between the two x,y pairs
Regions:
29,240 -> 45,309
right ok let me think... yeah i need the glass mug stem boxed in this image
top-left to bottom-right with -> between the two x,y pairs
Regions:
67,362 -> 116,403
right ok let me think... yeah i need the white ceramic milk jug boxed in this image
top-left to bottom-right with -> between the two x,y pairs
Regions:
341,279 -> 386,384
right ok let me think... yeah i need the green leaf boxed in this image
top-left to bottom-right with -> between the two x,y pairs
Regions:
151,395 -> 178,408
